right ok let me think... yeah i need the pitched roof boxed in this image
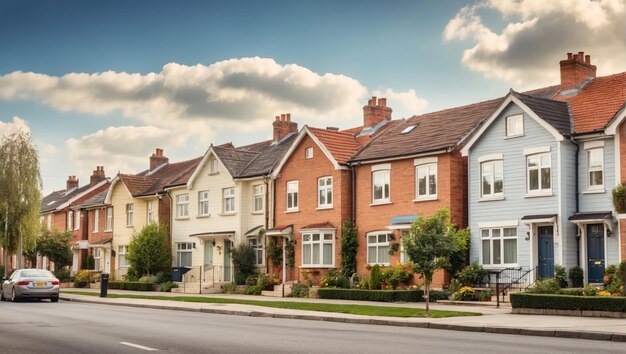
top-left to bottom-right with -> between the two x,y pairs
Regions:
307,127 -> 360,165
237,134 -> 297,178
119,157 -> 202,197
212,145 -> 261,177
40,183 -> 100,213
513,91 -> 571,137
557,72 -> 626,134
352,98 -> 503,162
79,189 -> 109,208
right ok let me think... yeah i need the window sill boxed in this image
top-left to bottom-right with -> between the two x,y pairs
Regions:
218,212 -> 237,216
370,201 -> 392,206
104,229 -> 112,233
316,206 -> 333,211
300,265 -> 335,269
367,263 -> 391,267
196,214 -> 210,219
93,231 -> 99,234
251,211 -> 264,215
175,217 -> 190,221
582,188 -> 606,194
504,134 -> 524,140
524,192 -> 553,198
479,196 -> 505,202
285,209 -> 300,214
482,264 -> 519,270
413,196 -> 437,202
126,225 -> 134,228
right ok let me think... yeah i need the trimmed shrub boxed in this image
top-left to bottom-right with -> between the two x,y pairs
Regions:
232,244 -> 257,285
54,268 -> 72,282
317,288 -> 449,302
139,275 -> 158,284
527,278 -> 561,294
107,281 -> 155,291
554,264 -> 567,288
457,262 -> 487,286
557,288 -> 584,296
158,281 -> 178,292
369,265 -> 382,290
569,266 -> 584,288
289,283 -> 309,298
511,293 -> 626,312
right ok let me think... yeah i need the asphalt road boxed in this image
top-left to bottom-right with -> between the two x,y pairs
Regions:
0,299 -> 624,354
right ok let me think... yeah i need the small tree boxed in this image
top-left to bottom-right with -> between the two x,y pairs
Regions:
127,224 -> 171,276
37,228 -> 73,269
232,243 -> 257,285
403,208 -> 456,316
341,219 -> 358,278
447,227 -> 470,278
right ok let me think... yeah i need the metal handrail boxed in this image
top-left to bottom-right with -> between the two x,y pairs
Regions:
487,266 -> 537,307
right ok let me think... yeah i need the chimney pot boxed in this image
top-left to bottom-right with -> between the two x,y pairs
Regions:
380,98 -> 386,108
362,96 -> 392,128
272,113 -> 298,143
150,148 -> 169,170
578,51 -> 584,62
585,55 -> 590,64
559,50 -> 597,93
567,52 -> 573,60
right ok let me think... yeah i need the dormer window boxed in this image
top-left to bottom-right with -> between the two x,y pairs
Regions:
506,115 -> 523,137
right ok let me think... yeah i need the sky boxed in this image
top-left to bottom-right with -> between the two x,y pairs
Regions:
0,0 -> 624,195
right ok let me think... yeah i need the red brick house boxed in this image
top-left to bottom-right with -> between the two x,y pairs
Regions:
270,97 -> 397,284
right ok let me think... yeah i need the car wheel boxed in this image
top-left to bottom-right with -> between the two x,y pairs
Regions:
10,287 -> 19,302
0,290 -> 5,301
51,296 -> 59,303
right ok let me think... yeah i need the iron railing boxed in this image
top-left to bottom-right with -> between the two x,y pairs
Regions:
487,266 -> 537,307
180,265 -> 226,294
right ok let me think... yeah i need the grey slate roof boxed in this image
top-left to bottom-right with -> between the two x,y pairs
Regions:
512,91 -> 572,137
79,189 -> 108,209
40,184 -> 93,213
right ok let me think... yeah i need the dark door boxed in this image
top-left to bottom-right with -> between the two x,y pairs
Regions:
587,224 -> 605,283
537,226 -> 554,279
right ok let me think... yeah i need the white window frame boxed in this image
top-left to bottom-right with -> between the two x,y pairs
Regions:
480,227 -> 518,267
209,158 -> 218,174
147,200 -> 155,224
67,211 -> 73,230
286,181 -> 299,211
253,185 -> 264,213
105,207 -> 113,231
74,210 -> 80,230
587,148 -> 604,189
305,147 -> 313,159
367,231 -> 393,265
506,114 -> 523,137
249,237 -> 264,266
126,203 -> 134,227
198,191 -> 209,216
118,245 -> 129,268
176,194 -> 189,218
301,231 -> 335,267
94,209 -> 99,232
415,163 -> 437,200
317,176 -> 333,208
480,160 -> 504,199
93,248 -> 101,271
400,230 -> 409,264
223,187 -> 235,213
526,153 -> 551,195
372,170 -> 390,204
176,242 -> 193,267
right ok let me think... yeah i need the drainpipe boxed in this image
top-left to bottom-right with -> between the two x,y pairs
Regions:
350,162 -> 360,222
571,136 -> 580,266
264,176 -> 270,275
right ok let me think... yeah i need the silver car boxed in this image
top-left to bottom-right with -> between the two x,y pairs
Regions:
1,269 -> 60,302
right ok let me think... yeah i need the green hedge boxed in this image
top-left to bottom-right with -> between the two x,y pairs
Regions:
511,293 -> 626,312
108,281 -> 155,291
317,288 -> 449,302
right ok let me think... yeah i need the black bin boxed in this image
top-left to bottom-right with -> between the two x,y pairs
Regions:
100,273 -> 109,297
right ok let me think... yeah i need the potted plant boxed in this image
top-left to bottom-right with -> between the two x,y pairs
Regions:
569,266 -> 584,288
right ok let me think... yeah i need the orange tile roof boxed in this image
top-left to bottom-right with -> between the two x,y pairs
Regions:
307,127 -> 360,165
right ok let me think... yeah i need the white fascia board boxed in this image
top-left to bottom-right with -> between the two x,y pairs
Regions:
604,105 -> 626,135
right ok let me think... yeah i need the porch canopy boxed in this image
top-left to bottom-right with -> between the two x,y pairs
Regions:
265,225 -> 292,237
386,215 -> 418,230
244,225 -> 264,238
521,214 -> 557,224
568,211 -> 613,231
189,230 -> 235,241
72,240 -> 89,250
89,237 -> 112,249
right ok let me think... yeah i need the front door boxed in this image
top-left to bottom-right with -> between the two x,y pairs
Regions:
587,224 -> 605,283
223,240 -> 232,282
537,226 -> 554,279
204,242 -> 214,270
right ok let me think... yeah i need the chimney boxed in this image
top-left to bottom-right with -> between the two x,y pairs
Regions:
559,51 -> 596,93
90,166 -> 106,186
363,96 -> 392,128
272,113 -> 298,143
150,148 -> 169,170
66,175 -> 78,191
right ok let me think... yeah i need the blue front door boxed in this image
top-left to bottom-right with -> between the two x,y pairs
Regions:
537,226 -> 554,279
587,224 -> 605,283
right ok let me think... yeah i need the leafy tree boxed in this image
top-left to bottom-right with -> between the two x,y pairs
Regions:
127,223 -> 171,276
232,243 -> 257,285
446,227 -> 470,278
37,228 -> 73,269
341,219 -> 358,278
403,208 -> 457,316
0,131 -> 42,274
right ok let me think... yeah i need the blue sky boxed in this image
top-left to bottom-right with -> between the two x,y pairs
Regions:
0,0 -> 624,194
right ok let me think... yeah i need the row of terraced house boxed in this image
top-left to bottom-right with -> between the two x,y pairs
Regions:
37,52 -> 626,292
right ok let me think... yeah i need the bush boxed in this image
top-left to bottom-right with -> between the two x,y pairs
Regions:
74,269 -> 90,283
604,261 -> 625,294
244,285 -> 263,295
126,267 -> 140,281
569,266 -> 584,288
107,281 -> 154,291
583,284 -> 598,296
289,283 -> 309,298
318,288 -> 449,302
511,293 -> 626,312
139,275 -> 158,284
457,262 -> 487,286
54,268 -> 71,282
554,264 -> 567,288
127,223 -> 171,276
528,278 -> 561,294
158,281 -> 178,292
155,270 -> 172,284
232,244 -> 258,285
222,283 -> 238,294
369,264 -> 382,290
453,286 -> 475,301
612,183 -> 626,213
557,288 -> 584,296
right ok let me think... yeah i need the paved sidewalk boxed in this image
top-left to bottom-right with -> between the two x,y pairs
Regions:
60,289 -> 626,342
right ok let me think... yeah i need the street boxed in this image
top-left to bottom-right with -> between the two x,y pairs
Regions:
0,300 -> 624,353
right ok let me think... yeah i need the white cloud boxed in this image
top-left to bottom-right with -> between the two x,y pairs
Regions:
444,0 -> 626,88
0,116 -> 30,139
371,88 -> 428,119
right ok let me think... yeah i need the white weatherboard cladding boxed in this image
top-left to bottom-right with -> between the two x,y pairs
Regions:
560,141 -> 578,269
468,103 -> 570,269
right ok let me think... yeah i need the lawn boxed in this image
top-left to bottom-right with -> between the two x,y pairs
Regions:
62,290 -> 480,318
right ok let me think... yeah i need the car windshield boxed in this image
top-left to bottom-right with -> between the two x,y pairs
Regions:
21,270 -> 54,278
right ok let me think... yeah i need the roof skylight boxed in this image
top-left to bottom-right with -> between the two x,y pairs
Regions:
401,125 -> 417,134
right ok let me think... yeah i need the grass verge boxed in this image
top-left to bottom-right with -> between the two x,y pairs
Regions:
62,290 -> 480,318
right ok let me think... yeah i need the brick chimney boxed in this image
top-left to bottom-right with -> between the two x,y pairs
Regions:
66,176 -> 78,191
90,166 -> 106,186
273,113 -> 298,143
560,51 -> 596,93
363,96 -> 392,128
150,148 -> 169,170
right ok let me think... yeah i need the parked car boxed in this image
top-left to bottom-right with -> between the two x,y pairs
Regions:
1,269 -> 60,302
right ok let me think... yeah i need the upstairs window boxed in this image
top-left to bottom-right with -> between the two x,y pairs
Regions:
94,209 -> 100,232
198,191 -> 209,216
223,187 -> 235,213
415,163 -> 437,199
209,158 -> 218,174
588,148 -> 604,188
105,207 -> 113,231
286,181 -> 299,211
305,147 -> 313,159
253,185 -> 264,213
527,153 -> 551,194
147,200 -> 155,223
506,114 -> 523,137
372,170 -> 390,203
481,160 -> 504,198
176,194 -> 189,218
317,177 -> 333,208
126,203 -> 134,226
67,211 -> 73,230
74,210 -> 80,230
